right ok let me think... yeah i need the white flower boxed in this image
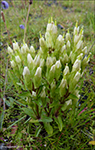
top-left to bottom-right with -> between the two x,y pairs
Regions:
50,65 -> 55,74
13,42 -> 19,51
52,24 -> 57,34
55,60 -> 61,68
63,65 -> 69,76
61,45 -> 66,53
46,23 -> 53,32
30,46 -> 35,54
60,78 -> 67,89
77,53 -> 83,60
66,99 -> 72,106
82,46 -> 88,54
21,44 -> 29,54
8,46 -> 13,54
46,57 -> 53,67
74,71 -> 81,82
23,66 -> 30,76
57,35 -> 64,43
72,59 -> 81,71
10,60 -> 16,68
67,40 -> 70,47
74,26 -> 79,35
40,59 -> 44,67
35,67 -> 42,78
39,37 -> 45,47
40,87 -> 46,98
15,56 -> 21,63
32,91 -> 36,98
66,33 -> 71,41
76,40 -> 83,50
27,53 -> 33,64
34,55 -> 40,67
74,35 -> 79,44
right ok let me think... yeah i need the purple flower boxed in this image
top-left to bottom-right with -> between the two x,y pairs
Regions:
19,24 -> 25,29
1,1 -> 9,9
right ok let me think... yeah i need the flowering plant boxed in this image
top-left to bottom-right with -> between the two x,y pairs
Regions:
8,19 -> 91,135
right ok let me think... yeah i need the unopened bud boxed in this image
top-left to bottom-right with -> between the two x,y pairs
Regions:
40,87 -> 46,98
27,53 -> 33,64
76,40 -> 83,50
13,42 -> 19,51
10,60 -> 16,68
82,46 -> 88,54
74,71 -> 81,82
23,66 -> 30,76
72,59 -> 81,72
65,99 -> 72,106
66,33 -> 71,41
35,67 -> 42,78
63,65 -> 69,76
15,56 -> 21,63
67,40 -> 70,47
46,57 -> 53,67
21,44 -> 29,54
57,35 -> 64,43
8,46 -> 13,54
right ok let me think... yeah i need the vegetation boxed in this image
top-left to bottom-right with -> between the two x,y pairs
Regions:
0,0 -> 95,149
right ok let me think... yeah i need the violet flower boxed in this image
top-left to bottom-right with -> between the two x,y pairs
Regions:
19,24 -> 25,29
1,1 -> 9,9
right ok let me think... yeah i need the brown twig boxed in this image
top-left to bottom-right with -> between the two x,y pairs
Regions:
3,59 -> 8,111
24,3 -> 31,41
1,11 -> 13,48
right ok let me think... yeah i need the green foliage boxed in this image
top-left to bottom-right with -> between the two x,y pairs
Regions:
1,0 -> 95,149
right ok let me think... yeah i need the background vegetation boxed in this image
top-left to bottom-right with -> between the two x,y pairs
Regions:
0,0 -> 95,149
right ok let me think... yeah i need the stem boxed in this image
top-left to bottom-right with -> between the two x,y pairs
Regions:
3,59 -> 8,111
1,11 -> 13,48
24,4 -> 31,41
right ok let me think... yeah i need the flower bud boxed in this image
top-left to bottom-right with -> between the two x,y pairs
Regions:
48,64 -> 55,83
55,60 -> 61,69
27,53 -> 34,65
40,86 -> 46,98
65,99 -> 72,106
13,42 -> 19,51
63,65 -> 69,76
46,57 -> 53,68
74,26 -> 79,35
82,46 -> 88,54
61,45 -> 66,53
34,67 -> 42,88
15,56 -> 21,63
74,71 -> 81,82
52,24 -> 57,34
74,35 -> 80,44
35,67 -> 42,78
59,78 -> 67,97
67,40 -> 70,48
8,46 -> 13,54
66,33 -> 71,41
55,60 -> 61,80
21,44 -> 29,54
32,91 -> 36,98
72,59 -> 81,72
57,35 -> 64,43
30,46 -> 35,57
39,37 -> 46,47
46,23 -> 53,32
34,55 -> 40,67
77,53 -> 83,60
23,66 -> 30,76
76,40 -> 83,50
40,59 -> 44,67
10,60 -> 16,68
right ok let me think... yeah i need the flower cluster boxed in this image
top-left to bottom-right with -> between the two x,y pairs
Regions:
8,19 -> 91,134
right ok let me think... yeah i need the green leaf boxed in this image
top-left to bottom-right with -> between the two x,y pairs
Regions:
19,91 -> 31,97
44,122 -> 53,135
7,115 -> 26,129
22,108 -> 35,118
0,111 -> 4,131
35,126 -> 42,137
55,116 -> 63,132
40,116 -> 53,123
